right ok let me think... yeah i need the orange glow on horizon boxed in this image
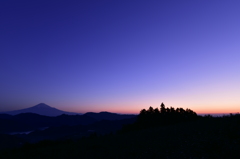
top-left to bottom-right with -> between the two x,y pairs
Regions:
196,110 -> 240,115
57,101 -> 240,115
68,106 -> 240,115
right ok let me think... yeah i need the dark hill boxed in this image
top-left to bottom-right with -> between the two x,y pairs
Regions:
0,113 -> 98,134
0,114 -> 12,119
0,112 -> 136,134
54,114 -> 97,126
83,111 -> 136,121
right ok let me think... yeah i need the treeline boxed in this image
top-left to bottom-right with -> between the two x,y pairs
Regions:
121,103 -> 199,131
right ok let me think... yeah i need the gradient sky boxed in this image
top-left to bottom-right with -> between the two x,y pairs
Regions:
1,0 -> 240,114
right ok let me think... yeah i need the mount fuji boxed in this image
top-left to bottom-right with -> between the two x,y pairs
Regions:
0,103 -> 81,116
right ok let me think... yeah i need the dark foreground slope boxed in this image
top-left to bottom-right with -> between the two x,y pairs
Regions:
1,116 -> 240,159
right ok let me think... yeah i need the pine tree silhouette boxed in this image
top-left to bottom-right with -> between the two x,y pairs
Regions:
135,103 -> 199,129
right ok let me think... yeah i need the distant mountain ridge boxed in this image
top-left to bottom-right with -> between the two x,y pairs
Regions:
83,112 -> 136,121
0,103 -> 137,136
0,111 -> 137,148
0,103 -> 80,116
0,110 -> 137,135
0,103 -> 138,149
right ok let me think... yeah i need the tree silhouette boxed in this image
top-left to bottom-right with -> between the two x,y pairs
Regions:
154,108 -> 160,114
148,106 -> 154,114
160,103 -> 166,114
135,103 -> 199,129
139,109 -> 147,116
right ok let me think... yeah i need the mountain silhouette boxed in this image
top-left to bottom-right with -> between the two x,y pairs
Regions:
0,108 -> 137,134
0,103 -> 80,116
83,111 -> 136,121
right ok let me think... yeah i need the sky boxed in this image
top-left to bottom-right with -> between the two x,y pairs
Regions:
1,0 -> 240,114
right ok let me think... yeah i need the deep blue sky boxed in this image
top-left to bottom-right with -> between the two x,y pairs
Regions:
1,0 -> 240,114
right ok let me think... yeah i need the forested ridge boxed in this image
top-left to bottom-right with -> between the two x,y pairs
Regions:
121,103 -> 199,132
